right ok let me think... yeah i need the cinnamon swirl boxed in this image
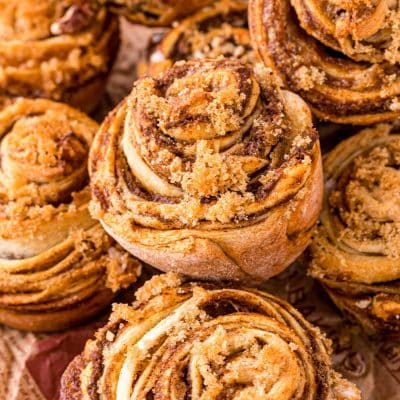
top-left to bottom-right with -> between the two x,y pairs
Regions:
310,124 -> 400,337
249,0 -> 400,124
139,0 -> 256,77
98,0 -> 214,26
0,98 -> 141,332
0,0 -> 119,113
61,273 -> 361,400
89,59 -> 323,282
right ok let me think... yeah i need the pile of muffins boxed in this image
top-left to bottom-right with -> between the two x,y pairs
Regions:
1,0 -> 399,398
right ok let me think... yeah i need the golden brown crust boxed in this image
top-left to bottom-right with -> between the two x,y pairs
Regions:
291,0 -> 400,64
139,0 -> 256,77
0,287 -> 115,332
0,0 -> 119,113
0,98 -> 141,332
249,0 -> 400,124
99,0 -> 214,26
309,123 -> 400,337
60,273 -> 361,400
89,59 -> 323,282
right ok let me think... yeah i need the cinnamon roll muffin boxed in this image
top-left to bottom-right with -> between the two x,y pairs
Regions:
139,0 -> 256,77
98,0 -> 214,26
89,59 -> 323,282
249,0 -> 400,124
0,0 -> 119,113
310,124 -> 400,337
0,98 -> 141,332
61,273 -> 361,400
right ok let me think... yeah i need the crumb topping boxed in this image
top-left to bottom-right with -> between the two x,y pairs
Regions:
105,246 -> 142,292
172,141 -> 250,197
0,109 -> 89,206
294,66 -> 326,91
137,71 -> 245,139
5,112 -> 87,174
135,272 -> 184,303
176,21 -> 256,65
390,97 -> 400,111
0,100 -> 99,249
114,59 -> 317,228
330,137 -> 400,258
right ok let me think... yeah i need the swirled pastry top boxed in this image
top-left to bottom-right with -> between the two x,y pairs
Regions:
249,0 -> 400,124
0,0 -> 97,40
0,0 -> 116,102
0,99 -> 142,332
0,98 -> 98,258
61,273 -> 361,400
98,0 -> 214,26
291,0 -> 400,64
311,124 -> 400,284
147,0 -> 256,69
90,59 -> 319,230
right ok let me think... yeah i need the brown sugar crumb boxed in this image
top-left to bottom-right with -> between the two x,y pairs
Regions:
170,301 -> 209,342
163,197 -> 203,226
253,63 -> 284,89
294,66 -> 326,91
383,10 -> 400,64
331,140 -> 400,258
181,22 -> 256,65
110,303 -> 137,324
134,68 -> 246,139
105,247 -> 142,292
6,113 -> 86,164
205,192 -> 254,223
135,272 -> 184,303
291,134 -> 312,149
258,171 -> 277,186
105,330 -> 115,342
177,141 -> 250,198
389,97 -> 400,111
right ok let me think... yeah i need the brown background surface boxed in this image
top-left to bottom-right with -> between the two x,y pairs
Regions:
0,20 -> 399,400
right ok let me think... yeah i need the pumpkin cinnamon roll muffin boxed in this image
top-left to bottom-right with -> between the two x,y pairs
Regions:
0,0 -> 119,113
0,98 -> 141,332
98,0 -> 214,26
139,0 -> 256,77
310,124 -> 400,337
61,273 -> 360,400
249,0 -> 400,124
89,59 -> 323,282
